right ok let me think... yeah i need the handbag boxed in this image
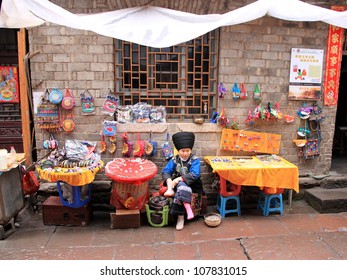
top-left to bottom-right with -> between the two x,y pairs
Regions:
103,120 -> 117,137
48,88 -> 63,104
232,83 -> 240,100
122,132 -> 133,157
253,84 -> 262,102
80,90 -> 95,115
102,89 -> 119,116
21,166 -> 40,196
61,89 -> 75,110
145,131 -> 157,157
36,89 -> 61,131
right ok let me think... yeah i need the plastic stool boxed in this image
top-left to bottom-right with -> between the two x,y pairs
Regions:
56,181 -> 92,208
145,204 -> 170,227
216,195 -> 241,218
258,192 -> 283,216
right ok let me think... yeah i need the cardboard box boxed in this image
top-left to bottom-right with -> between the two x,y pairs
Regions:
42,196 -> 91,226
110,209 -> 140,229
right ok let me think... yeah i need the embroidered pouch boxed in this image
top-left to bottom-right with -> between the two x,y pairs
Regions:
80,90 -> 95,115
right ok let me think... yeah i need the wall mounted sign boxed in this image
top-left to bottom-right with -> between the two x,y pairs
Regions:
323,6 -> 346,107
288,48 -> 324,101
0,66 -> 20,103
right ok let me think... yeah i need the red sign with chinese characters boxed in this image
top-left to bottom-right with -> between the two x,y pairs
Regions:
324,6 -> 346,106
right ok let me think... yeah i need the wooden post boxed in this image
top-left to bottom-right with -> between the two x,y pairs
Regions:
17,29 -> 32,165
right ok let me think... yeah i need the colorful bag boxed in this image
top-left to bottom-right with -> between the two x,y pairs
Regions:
36,89 -> 61,131
103,120 -> 117,137
122,132 -> 133,157
61,89 -> 75,110
253,84 -> 262,102
161,132 -> 173,160
240,83 -> 248,99
145,131 -> 157,157
133,133 -> 145,157
232,83 -> 240,100
48,88 -> 63,105
21,166 -> 40,196
80,90 -> 95,115
102,89 -> 119,116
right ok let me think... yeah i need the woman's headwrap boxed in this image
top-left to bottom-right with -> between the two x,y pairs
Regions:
172,132 -> 195,151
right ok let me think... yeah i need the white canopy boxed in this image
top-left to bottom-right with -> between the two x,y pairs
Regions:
1,0 -> 346,48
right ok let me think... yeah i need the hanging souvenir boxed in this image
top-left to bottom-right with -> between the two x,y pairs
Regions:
240,83 -> 248,99
61,115 -> 75,133
133,133 -> 145,157
43,133 -> 58,150
48,88 -> 63,105
232,83 -> 240,100
252,84 -> 262,102
218,82 -> 226,98
80,90 -> 95,115
103,120 -> 117,137
109,135 -> 117,154
303,119 -> 321,160
245,108 -> 255,125
102,89 -> 119,116
36,89 -> 61,131
99,133 -> 107,154
61,89 -> 75,110
145,131 -> 157,157
161,132 -> 173,160
283,103 -> 295,123
122,132 -> 133,157
217,108 -> 230,127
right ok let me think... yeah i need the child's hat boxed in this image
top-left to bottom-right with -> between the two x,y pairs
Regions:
172,132 -> 195,150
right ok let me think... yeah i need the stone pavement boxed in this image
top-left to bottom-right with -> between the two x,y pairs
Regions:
0,199 -> 346,260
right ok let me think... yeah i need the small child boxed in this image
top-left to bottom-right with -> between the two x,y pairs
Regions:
161,132 -> 203,230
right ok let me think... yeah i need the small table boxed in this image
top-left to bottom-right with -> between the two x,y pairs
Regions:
105,158 -> 158,210
37,161 -> 104,208
204,155 -> 299,205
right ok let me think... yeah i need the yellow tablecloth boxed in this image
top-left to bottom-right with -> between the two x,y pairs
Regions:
37,161 -> 104,186
204,156 -> 299,193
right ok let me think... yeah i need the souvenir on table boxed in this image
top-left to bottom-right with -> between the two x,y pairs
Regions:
36,89 -> 61,131
0,66 -> 19,103
80,90 -> 95,115
102,89 -> 119,116
133,133 -> 145,157
61,89 -> 75,110
145,131 -> 157,157
220,128 -> 281,154
49,88 -> 63,105
232,83 -> 240,100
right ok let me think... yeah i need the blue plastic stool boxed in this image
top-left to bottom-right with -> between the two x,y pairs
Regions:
56,180 -> 92,208
216,195 -> 241,218
258,192 -> 283,216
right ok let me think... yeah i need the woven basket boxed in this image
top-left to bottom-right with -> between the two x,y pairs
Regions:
110,181 -> 149,210
204,213 -> 222,227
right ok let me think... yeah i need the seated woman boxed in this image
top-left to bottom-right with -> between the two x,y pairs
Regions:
161,132 -> 203,230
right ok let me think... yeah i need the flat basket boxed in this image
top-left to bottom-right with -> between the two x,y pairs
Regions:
204,212 -> 222,227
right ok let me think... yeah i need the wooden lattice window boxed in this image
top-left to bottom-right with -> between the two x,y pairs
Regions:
114,30 -> 219,121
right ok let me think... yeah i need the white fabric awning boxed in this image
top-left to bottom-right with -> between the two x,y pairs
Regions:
1,0 -> 346,48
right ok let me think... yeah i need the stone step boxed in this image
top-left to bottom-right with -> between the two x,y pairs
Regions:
304,187 -> 347,213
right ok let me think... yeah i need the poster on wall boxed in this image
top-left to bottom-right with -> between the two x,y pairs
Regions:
288,48 -> 324,100
0,66 -> 20,103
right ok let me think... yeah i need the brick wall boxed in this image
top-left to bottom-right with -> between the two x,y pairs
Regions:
28,0 -> 343,198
